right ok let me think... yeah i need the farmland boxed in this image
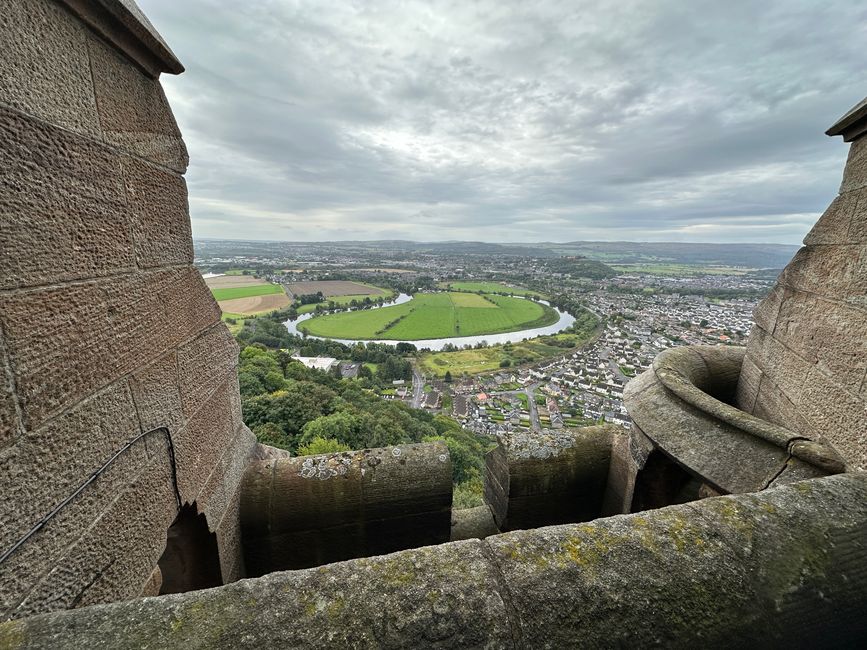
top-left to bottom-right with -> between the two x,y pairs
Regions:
205,274 -> 289,317
287,280 -> 389,298
298,292 -> 558,340
439,281 -> 546,298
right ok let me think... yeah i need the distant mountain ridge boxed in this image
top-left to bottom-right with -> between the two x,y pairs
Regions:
195,239 -> 800,269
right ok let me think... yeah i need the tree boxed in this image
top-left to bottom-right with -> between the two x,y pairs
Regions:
297,436 -> 351,456
444,371 -> 453,383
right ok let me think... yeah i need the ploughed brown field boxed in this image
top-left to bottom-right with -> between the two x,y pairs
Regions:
286,280 -> 388,298
204,275 -> 268,289
218,293 -> 290,315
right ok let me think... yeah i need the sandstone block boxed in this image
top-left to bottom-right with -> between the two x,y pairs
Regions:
735,354 -> 762,413
240,442 -> 453,575
773,291 -> 867,392
88,35 -> 188,172
177,324 -> 238,421
0,106 -> 134,290
0,0 -> 100,136
485,474 -> 867,648
751,283 -> 787,334
172,381 -> 237,505
1,539 -> 514,648
197,424 -> 256,532
0,381 -> 140,555
130,351 -> 183,436
840,133 -> 867,193
0,339 -> 22,450
485,427 -> 613,531
151,267 -> 222,350
778,244 -> 861,302
0,274 -> 161,428
11,454 -> 177,619
797,367 -> 867,470
121,156 -> 193,268
803,189 -> 864,245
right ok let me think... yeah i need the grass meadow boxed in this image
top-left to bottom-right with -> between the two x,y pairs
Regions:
297,292 -> 558,340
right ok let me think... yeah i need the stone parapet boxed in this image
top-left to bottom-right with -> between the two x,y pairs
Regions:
3,473 -> 865,648
239,442 -> 453,575
484,426 -> 615,531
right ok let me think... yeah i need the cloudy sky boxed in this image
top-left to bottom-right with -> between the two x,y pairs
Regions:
140,0 -> 865,244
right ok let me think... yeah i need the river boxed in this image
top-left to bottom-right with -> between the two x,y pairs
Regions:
283,293 -> 576,351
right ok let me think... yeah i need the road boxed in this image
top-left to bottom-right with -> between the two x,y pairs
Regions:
411,367 -> 425,408
490,381 -> 542,431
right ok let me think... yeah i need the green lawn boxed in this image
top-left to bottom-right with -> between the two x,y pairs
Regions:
297,292 -> 557,340
211,283 -> 284,301
419,331 -> 596,377
440,281 -> 547,298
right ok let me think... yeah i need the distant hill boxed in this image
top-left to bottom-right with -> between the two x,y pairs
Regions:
529,241 -> 800,269
194,238 -> 800,269
543,256 -> 618,279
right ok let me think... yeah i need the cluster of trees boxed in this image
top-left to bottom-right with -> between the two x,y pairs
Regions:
296,292 -> 325,305
237,345 -> 492,504
543,256 -> 617,280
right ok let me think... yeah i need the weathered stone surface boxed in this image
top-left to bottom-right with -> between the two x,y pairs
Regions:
772,291 -> 867,392
798,367 -> 867,471
625,363 -> 802,494
751,283 -> 786,333
840,132 -> 867,193
0,338 -> 22,450
12,454 -> 177,619
734,354 -> 762,413
171,381 -> 237,505
121,156 -> 192,268
0,0 -> 101,136
240,443 -> 453,574
0,106 -> 133,290
129,352 -> 183,435
177,324 -> 238,421
778,244 -> 862,302
803,189 -> 864,245
450,505 -> 499,541
5,474 -> 866,649
486,473 -> 867,648
485,427 -> 614,531
197,424 -> 256,535
213,486 -> 245,584
150,267 -> 222,349
89,34 -> 188,172
0,381 -> 140,555
5,540 -> 514,649
0,266 -> 222,429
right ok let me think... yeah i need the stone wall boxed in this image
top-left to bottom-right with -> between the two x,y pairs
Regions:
240,443 -> 453,574
0,0 -> 254,619
485,427 -> 614,530
4,473 -> 865,648
737,101 -> 867,471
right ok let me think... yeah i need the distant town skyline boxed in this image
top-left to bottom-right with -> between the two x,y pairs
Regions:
142,0 -> 865,244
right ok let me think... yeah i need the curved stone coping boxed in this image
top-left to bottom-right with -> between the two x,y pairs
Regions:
3,473 -> 866,648
58,0 -> 184,76
650,345 -> 845,474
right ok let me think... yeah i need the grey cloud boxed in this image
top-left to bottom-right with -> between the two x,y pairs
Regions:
140,0 -> 865,243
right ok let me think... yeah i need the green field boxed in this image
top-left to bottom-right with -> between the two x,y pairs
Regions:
419,333 -> 588,376
298,292 -> 557,340
440,281 -> 546,298
210,283 -> 284,301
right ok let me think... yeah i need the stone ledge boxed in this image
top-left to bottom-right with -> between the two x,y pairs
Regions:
57,0 -> 183,77
827,95 -> 867,142
3,473 -> 866,647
